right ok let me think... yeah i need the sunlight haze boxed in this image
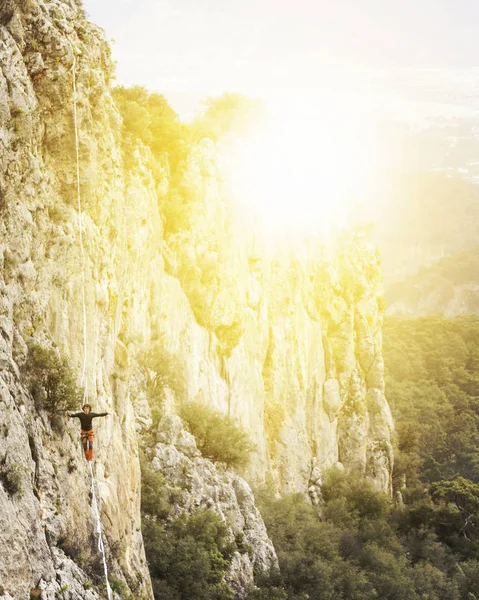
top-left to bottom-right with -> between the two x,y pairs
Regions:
83,0 -> 479,231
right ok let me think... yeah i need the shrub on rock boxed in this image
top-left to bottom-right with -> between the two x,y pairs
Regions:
179,401 -> 254,470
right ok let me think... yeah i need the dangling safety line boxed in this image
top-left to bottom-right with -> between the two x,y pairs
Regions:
70,45 -> 111,599
89,463 -> 113,600
71,50 -> 88,399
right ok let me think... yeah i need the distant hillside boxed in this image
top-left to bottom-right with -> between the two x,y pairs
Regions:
369,172 -> 479,283
385,247 -> 479,316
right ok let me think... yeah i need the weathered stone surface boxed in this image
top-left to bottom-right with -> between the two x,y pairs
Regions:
156,414 -> 199,457
323,378 -> 341,417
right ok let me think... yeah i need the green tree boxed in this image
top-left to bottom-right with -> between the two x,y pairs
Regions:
140,344 -> 187,403
256,489 -> 378,600
430,477 -> 479,539
383,315 -> 479,484
24,343 -> 82,411
179,401 -> 255,470
113,86 -> 189,169
457,560 -> 479,599
143,511 -> 235,600
139,452 -> 172,520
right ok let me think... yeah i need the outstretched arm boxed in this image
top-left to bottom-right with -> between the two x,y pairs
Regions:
91,412 -> 109,419
67,412 -> 81,418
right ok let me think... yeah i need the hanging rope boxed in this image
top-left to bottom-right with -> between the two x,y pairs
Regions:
89,463 -> 113,600
70,44 -> 111,598
71,49 -> 88,400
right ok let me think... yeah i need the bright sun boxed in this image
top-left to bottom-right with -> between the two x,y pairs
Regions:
222,91 -> 379,235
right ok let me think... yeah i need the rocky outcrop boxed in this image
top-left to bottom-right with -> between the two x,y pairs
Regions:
151,415 -> 278,598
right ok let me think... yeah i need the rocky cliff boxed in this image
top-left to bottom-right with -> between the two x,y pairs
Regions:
0,0 -> 393,598
0,0 -> 153,598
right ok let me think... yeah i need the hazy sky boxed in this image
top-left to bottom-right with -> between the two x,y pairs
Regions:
80,0 -> 479,230
83,0 -> 479,114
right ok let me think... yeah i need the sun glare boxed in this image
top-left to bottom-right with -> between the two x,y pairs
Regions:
222,91 -> 379,235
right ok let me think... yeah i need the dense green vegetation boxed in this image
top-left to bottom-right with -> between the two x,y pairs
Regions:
140,454 -> 236,600
113,86 -> 263,173
385,315 -> 479,591
253,468 -> 479,599
384,315 -> 479,485
254,469 -> 462,600
113,86 -> 189,171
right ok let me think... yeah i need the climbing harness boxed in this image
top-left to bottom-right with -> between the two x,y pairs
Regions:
89,463 -> 113,600
71,46 -> 111,599
80,428 -> 94,462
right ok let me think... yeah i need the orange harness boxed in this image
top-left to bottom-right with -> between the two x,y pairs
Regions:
81,429 -> 94,446
80,429 -> 94,461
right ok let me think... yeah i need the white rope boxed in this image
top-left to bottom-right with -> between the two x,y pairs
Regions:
89,463 -> 113,600
71,44 -> 111,599
71,50 -> 88,399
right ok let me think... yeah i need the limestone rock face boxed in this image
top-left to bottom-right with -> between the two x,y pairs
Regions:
150,212 -> 393,495
0,0 -> 151,597
0,0 -> 393,597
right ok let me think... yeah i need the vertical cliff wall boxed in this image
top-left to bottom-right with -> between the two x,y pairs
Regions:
0,0 -> 152,597
0,0 -> 393,597
146,165 -> 394,496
